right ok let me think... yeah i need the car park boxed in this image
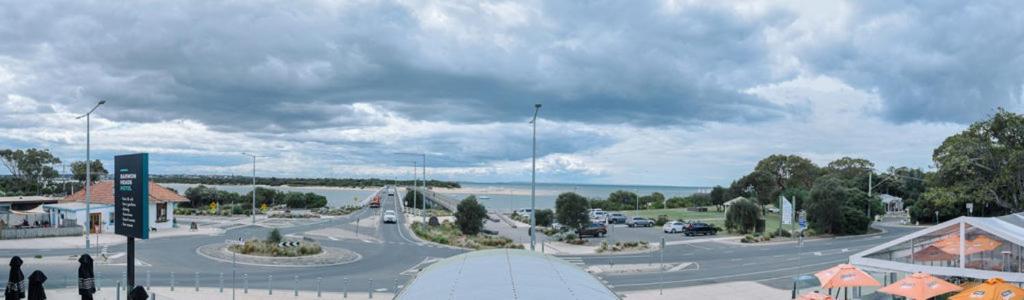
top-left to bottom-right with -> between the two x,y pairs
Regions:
662,221 -> 685,233
382,210 -> 398,223
627,217 -> 654,227
683,222 -> 717,236
607,213 -> 627,224
589,210 -> 608,223
578,223 -> 608,237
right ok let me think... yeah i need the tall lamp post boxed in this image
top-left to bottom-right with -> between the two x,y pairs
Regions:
241,153 -> 259,224
76,100 -> 105,250
529,103 -> 541,251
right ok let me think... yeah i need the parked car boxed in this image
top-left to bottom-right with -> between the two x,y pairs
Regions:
382,210 -> 398,224
767,207 -> 780,213
578,223 -> 608,237
683,222 -> 717,236
590,210 -> 608,223
662,221 -> 686,233
627,217 -> 654,227
607,213 -> 627,224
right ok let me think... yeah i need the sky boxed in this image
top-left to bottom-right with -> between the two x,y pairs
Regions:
0,0 -> 1021,187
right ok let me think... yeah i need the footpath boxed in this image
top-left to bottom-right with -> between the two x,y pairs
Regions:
38,287 -> 391,300
0,226 -> 223,250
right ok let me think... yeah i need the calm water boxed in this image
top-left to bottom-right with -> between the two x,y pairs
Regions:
160,182 -> 706,212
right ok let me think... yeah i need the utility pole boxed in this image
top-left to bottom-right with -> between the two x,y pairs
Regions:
242,153 -> 258,224
76,100 -> 105,250
422,154 -> 427,223
412,162 -> 418,214
529,103 -> 542,251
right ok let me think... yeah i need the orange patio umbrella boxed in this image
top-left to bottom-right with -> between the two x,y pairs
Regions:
878,272 -> 962,300
815,264 -> 881,300
815,264 -> 882,289
798,291 -> 835,300
950,278 -> 1024,300
915,245 -> 959,261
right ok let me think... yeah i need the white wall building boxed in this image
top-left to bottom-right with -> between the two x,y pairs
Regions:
59,180 -> 189,233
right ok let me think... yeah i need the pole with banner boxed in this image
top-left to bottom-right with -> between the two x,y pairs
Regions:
780,196 -> 793,236
115,153 -> 150,290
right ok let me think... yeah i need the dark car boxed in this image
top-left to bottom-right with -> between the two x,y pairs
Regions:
627,217 -> 654,227
683,222 -> 717,236
578,223 -> 608,237
607,213 -> 627,224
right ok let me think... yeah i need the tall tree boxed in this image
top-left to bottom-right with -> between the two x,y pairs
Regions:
454,196 -> 488,235
931,108 -> 1024,212
71,160 -> 108,183
754,154 -> 819,192
0,148 -> 61,184
555,192 -> 590,231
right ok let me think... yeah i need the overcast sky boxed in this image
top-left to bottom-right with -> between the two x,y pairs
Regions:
1,1 -> 1021,186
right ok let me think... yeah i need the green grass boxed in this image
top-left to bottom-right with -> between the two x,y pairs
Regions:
410,221 -> 522,250
612,208 -> 797,235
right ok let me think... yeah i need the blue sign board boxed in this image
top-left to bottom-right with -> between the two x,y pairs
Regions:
114,153 -> 149,239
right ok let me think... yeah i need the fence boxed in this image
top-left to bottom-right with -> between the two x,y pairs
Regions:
0,226 -> 82,240
2,271 -> 399,299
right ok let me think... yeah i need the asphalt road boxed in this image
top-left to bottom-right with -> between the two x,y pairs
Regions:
0,188 -> 922,295
0,186 -> 462,293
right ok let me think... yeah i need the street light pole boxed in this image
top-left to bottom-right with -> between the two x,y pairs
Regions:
529,104 -> 541,251
76,100 -> 105,250
241,153 -> 258,224
421,154 -> 427,223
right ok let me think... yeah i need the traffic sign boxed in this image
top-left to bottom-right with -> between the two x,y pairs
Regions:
115,153 -> 149,239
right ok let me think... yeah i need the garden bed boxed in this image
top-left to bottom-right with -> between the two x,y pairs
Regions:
228,239 -> 323,257
411,221 -> 522,250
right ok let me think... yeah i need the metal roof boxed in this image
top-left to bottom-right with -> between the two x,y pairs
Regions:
397,249 -> 619,300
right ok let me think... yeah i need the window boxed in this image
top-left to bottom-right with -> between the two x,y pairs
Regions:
156,203 -> 168,223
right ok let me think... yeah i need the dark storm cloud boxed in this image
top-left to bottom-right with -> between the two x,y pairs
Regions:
798,0 -> 1024,123
0,1 -> 796,132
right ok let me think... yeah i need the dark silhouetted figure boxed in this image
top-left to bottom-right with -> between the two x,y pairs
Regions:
128,286 -> 149,300
26,270 -> 45,300
77,254 -> 95,300
5,256 -> 24,300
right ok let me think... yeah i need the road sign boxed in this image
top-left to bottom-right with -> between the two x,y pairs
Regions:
966,203 -> 974,215
115,153 -> 149,239
781,196 -> 793,225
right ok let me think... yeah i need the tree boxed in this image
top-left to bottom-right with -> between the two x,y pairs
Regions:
71,160 -> 108,183
825,157 -> 875,191
267,228 -> 283,243
710,186 -> 727,210
607,190 -> 638,207
534,209 -> 554,227
737,170 -> 776,212
403,190 -> 424,208
929,108 -> 1024,212
454,196 -> 488,235
0,148 -> 61,187
806,176 -> 876,235
555,192 -> 590,231
638,192 -> 665,209
724,198 -> 760,234
754,154 -> 819,192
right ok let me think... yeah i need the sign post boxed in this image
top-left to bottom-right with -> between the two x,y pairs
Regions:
115,153 -> 150,290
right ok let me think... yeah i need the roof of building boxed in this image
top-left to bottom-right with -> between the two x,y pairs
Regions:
62,180 -> 188,205
0,196 -> 62,204
723,196 -> 749,206
397,249 -> 618,300
878,194 -> 902,204
43,202 -> 114,212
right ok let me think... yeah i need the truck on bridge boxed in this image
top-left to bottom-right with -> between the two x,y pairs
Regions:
369,194 -> 382,208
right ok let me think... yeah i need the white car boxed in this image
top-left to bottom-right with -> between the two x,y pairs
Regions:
663,221 -> 686,233
382,210 -> 398,224
590,211 -> 608,223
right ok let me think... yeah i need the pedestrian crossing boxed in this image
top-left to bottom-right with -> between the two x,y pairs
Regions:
561,256 -> 586,267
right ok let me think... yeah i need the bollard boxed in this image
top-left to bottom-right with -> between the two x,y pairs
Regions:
294,275 -> 298,296
317,277 -> 322,298
147,270 -> 151,290
220,272 -> 224,293
151,292 -> 156,300
244,274 -> 248,294
96,273 -> 102,291
369,278 -> 373,299
195,272 -> 199,292
116,281 -> 121,300
394,278 -> 399,293
542,241 -> 545,253
170,272 -> 175,291
268,274 -> 273,295
344,277 -> 348,298
123,271 -> 128,291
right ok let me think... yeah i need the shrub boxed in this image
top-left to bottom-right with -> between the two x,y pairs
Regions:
556,193 -> 590,230
534,209 -> 554,227
268,228 -> 283,244
654,215 -> 670,226
772,228 -> 792,237
725,199 -> 760,233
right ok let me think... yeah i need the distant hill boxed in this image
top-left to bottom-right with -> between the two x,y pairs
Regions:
151,175 -> 461,189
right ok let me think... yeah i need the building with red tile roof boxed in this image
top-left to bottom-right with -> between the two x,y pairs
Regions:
56,180 -> 188,232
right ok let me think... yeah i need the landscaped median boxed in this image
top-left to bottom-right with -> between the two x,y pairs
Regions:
410,221 -> 523,250
198,229 -> 360,267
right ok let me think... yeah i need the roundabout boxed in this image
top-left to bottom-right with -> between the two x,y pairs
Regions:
196,242 -> 362,267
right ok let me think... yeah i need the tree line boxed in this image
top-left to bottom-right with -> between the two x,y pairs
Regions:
153,175 -> 461,189
0,148 -> 107,196
183,185 -> 327,210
